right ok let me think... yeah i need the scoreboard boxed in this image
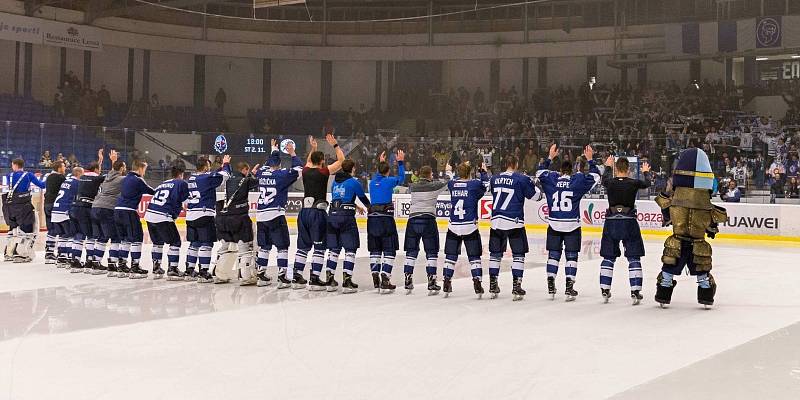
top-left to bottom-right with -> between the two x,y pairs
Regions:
201,133 -> 303,165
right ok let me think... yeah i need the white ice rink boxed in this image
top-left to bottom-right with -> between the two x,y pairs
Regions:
1,229 -> 799,400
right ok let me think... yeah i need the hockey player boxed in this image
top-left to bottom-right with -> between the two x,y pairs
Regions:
185,155 -> 230,282
144,162 -> 189,280
114,159 -> 155,278
323,159 -> 370,293
488,155 -> 537,300
2,158 -> 47,263
43,161 -> 67,263
71,149 -> 106,274
403,165 -> 450,295
367,150 -> 405,294
444,161 -> 489,298
293,134 -> 344,289
255,139 -> 302,289
91,150 -> 125,277
537,144 -> 600,301
50,167 -> 83,268
599,155 -> 651,305
654,148 -> 727,308
216,160 -> 259,285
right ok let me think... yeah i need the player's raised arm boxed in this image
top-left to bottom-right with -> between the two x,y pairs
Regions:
305,136 -> 318,168
325,134 -> 346,174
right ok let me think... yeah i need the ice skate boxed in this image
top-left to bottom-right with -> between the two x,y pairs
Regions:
44,252 -> 57,264
631,290 -> 643,306
69,259 -> 84,273
325,271 -> 339,292
371,272 -> 381,292
442,276 -> 452,298
404,273 -> 414,295
655,273 -> 676,308
342,273 -> 358,294
106,262 -> 119,278
198,268 -> 214,283
489,275 -> 500,299
129,263 -> 148,279
380,273 -> 396,294
512,277 -> 526,301
83,260 -> 96,274
601,288 -> 611,303
256,270 -> 272,287
697,275 -> 717,308
91,262 -> 108,276
565,278 -> 578,302
166,266 -> 185,281
473,277 -> 484,299
547,276 -> 556,299
276,272 -> 292,289
291,271 -> 307,290
427,274 -> 440,296
184,267 -> 197,282
308,273 -> 327,291
117,261 -> 130,278
56,256 -> 70,269
151,262 -> 165,280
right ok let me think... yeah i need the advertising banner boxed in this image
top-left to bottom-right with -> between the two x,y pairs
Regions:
0,12 -> 103,51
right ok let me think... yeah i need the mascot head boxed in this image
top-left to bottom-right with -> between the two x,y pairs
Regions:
672,148 -> 714,190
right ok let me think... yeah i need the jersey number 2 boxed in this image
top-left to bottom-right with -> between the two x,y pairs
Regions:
258,187 -> 277,205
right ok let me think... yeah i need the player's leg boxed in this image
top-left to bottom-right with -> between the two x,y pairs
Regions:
148,222 -> 166,279
366,217 -> 384,289
599,222 -> 622,302
545,227 -> 563,298
442,230 -> 462,297
256,221 -> 274,287
113,210 -> 130,277
104,209 -> 122,277
507,228 -> 529,301
487,229 -> 507,299
321,217 -> 342,291
162,223 -> 182,280
339,218 -> 360,294
463,230 -> 484,297
185,220 -> 200,279
128,211 -> 146,278
378,218 -> 400,293
272,216 -> 293,288
308,210 -> 328,288
421,217 -> 441,295
44,204 -> 56,263
622,220 -> 646,304
402,217 -> 423,293
89,208 -> 109,275
564,228 -> 582,301
292,209 -> 313,285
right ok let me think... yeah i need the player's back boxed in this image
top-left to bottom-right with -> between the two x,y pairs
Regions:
537,165 -> 599,232
51,177 -> 78,220
186,172 -> 223,214
146,179 -> 189,222
489,171 -> 536,230
116,172 -> 152,210
448,179 -> 486,234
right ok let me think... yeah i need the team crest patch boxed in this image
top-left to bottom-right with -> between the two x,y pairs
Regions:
214,134 -> 228,154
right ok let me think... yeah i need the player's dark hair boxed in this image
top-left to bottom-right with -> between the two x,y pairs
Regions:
86,161 -> 100,173
420,165 -> 433,179
457,162 -> 472,179
52,161 -> 65,171
12,158 -> 24,168
505,155 -> 517,170
615,157 -> 630,173
133,159 -> 148,170
236,161 -> 250,172
342,159 -> 356,174
560,160 -> 573,175
377,161 -> 390,176
112,160 -> 126,172
196,156 -> 210,172
310,151 -> 325,165
171,160 -> 186,178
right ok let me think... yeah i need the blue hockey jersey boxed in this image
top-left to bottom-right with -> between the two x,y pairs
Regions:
145,178 -> 189,223
369,161 -> 405,206
489,171 -> 537,230
51,176 -> 79,223
186,165 -> 229,221
447,172 -> 488,235
330,172 -> 370,216
7,170 -> 46,193
115,172 -> 156,211
536,159 -> 600,232
255,153 -> 303,222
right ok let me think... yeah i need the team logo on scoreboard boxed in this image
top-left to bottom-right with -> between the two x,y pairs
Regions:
280,138 -> 296,154
756,17 -> 781,48
214,134 -> 228,154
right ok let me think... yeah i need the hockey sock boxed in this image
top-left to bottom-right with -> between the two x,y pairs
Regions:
118,242 -> 130,263
600,258 -> 615,290
659,271 -> 675,287
565,252 -> 579,280
58,237 -> 70,258
109,242 -> 120,263
151,245 -> 163,265
45,234 -> 56,254
186,243 -> 199,269
488,252 -> 501,277
469,256 -> 482,279
369,252 -> 382,273
512,254 -> 525,278
343,251 -> 356,274
326,248 -> 341,273
403,251 -> 418,275
382,252 -> 395,276
425,255 -> 437,276
277,249 -> 289,271
167,245 -> 180,267
547,250 -> 562,278
293,249 -> 308,272
310,248 -> 325,276
72,239 -> 83,261
697,273 -> 711,289
85,240 -> 96,262
257,248 -> 270,270
95,242 -> 106,263
199,244 -> 213,270
443,255 -> 457,279
130,242 -> 142,264
627,257 -> 643,291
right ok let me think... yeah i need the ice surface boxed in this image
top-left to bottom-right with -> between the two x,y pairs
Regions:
1,231 -> 799,400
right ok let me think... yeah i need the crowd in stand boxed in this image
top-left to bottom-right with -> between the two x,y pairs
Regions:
53,71 -> 113,126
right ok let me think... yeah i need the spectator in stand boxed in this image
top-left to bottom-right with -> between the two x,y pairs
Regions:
39,151 -> 52,169
67,154 -> 79,168
720,180 -> 741,203
788,177 -> 800,198
215,88 -> 227,112
524,148 -> 538,174
53,91 -> 65,117
769,168 -> 786,203
786,154 -> 799,179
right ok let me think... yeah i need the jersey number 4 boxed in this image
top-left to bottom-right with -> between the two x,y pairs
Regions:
492,187 -> 515,210
550,191 -> 573,212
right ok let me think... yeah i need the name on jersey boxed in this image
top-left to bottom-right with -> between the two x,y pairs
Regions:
158,182 -> 176,189
451,190 -> 469,198
493,177 -> 514,185
556,181 -> 570,188
259,177 -> 277,186
188,181 -> 198,189
59,182 -> 72,190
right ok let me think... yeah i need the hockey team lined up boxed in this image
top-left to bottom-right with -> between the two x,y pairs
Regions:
1,134 -> 726,306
